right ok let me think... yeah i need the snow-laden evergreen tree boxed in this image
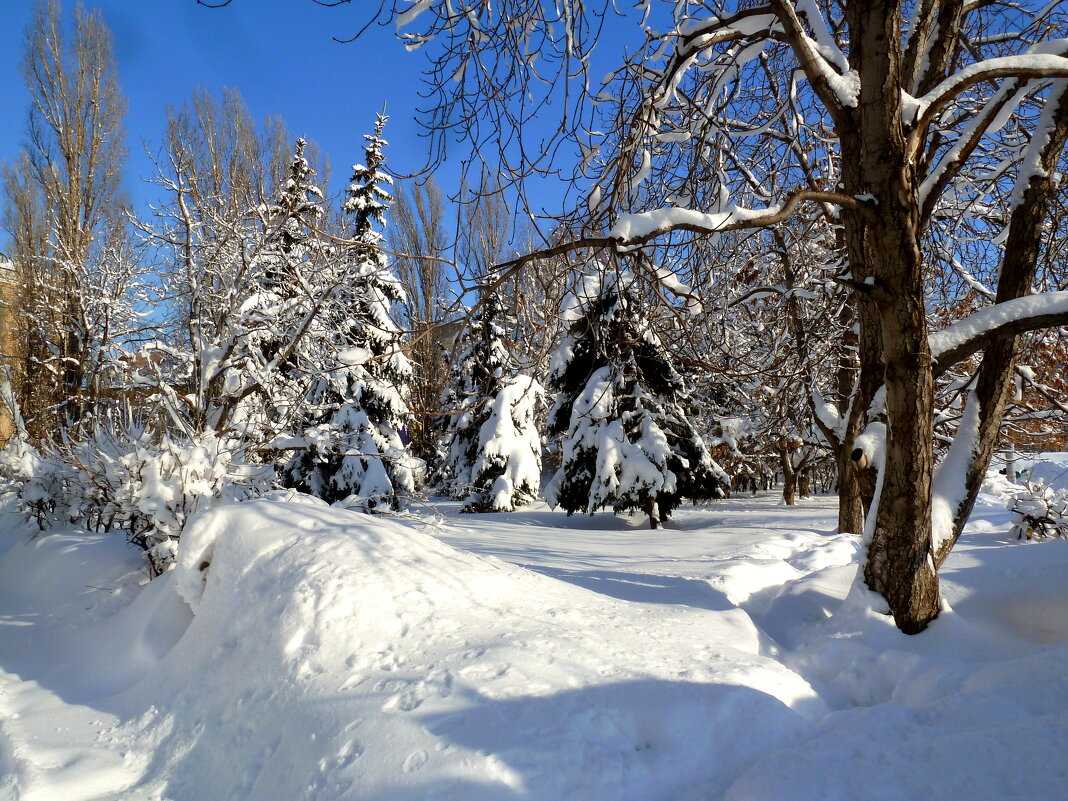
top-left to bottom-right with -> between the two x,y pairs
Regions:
242,138 -> 328,444
282,115 -> 417,510
260,138 -> 325,293
439,285 -> 543,512
545,266 -> 728,528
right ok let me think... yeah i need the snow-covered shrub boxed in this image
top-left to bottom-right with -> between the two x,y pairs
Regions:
0,424 -> 272,576
1009,481 -> 1068,540
0,378 -> 73,528
0,440 -> 73,529
101,430 -> 272,574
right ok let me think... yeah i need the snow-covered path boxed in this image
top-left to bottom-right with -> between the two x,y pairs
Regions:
0,491 -> 1066,800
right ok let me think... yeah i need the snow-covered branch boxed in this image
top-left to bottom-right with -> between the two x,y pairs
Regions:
608,191 -> 865,248
910,48 -> 1068,140
931,291 -> 1068,375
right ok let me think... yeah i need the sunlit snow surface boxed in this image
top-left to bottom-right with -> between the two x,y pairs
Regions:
1,474 -> 1067,800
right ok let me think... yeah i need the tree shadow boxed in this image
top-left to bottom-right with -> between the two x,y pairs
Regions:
406,679 -> 814,801
522,565 -> 736,611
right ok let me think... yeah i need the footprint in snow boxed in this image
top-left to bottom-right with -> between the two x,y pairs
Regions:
457,662 -> 509,681
402,749 -> 428,773
382,688 -> 425,712
316,739 -> 364,774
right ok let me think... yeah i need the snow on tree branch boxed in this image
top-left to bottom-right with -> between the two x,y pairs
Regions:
910,46 -> 1068,138
931,291 -> 1068,375
608,191 -> 865,248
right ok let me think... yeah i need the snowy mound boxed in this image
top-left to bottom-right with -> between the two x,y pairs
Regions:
152,499 -> 821,800
3,494 -> 1068,800
0,498 -> 820,801
1019,451 -> 1068,491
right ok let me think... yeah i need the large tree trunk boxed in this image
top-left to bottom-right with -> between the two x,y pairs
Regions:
863,247 -> 940,633
837,448 -> 864,531
782,471 -> 796,506
844,0 -> 941,632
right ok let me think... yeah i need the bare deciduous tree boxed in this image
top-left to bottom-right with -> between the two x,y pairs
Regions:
137,88 -> 299,440
361,0 -> 1068,633
2,0 -> 141,438
390,176 -> 453,464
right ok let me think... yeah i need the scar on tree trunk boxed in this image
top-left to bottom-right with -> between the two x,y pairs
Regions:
646,496 -> 660,529
849,447 -> 878,513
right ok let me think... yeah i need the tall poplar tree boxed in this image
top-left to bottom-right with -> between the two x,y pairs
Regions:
2,0 -> 138,438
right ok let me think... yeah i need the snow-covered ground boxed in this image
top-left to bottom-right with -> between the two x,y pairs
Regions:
1017,451 -> 1068,490
1,480 -> 1067,800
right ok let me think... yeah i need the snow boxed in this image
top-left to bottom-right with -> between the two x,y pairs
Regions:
799,33 -> 860,107
1015,451 -> 1068,491
912,50 -> 1068,122
679,12 -> 778,40
609,203 -> 782,243
628,148 -> 652,193
650,264 -> 702,315
338,346 -> 373,367
852,421 -> 886,542
796,0 -> 847,72
931,392 -> 981,553
470,374 -> 544,511
1009,79 -> 1067,209
2,485 -> 1068,799
714,416 -> 746,453
558,270 -> 609,322
810,388 -> 845,441
928,290 -> 1068,359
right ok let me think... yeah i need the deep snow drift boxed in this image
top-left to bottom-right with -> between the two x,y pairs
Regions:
0,476 -> 1067,800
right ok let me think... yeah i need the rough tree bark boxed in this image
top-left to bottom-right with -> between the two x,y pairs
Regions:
845,1 -> 941,632
646,496 -> 661,529
779,441 -> 798,506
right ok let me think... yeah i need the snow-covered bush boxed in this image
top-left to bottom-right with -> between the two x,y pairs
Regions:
0,440 -> 71,529
0,424 -> 272,576
0,378 -> 73,528
1009,481 -> 1068,540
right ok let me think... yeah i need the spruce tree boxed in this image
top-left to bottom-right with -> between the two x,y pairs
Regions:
439,285 -> 543,512
233,137 -> 327,449
261,138 -> 324,291
283,115 -> 417,510
545,267 -> 727,528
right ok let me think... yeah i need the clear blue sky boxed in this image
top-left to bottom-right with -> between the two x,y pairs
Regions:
0,0 -> 512,219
